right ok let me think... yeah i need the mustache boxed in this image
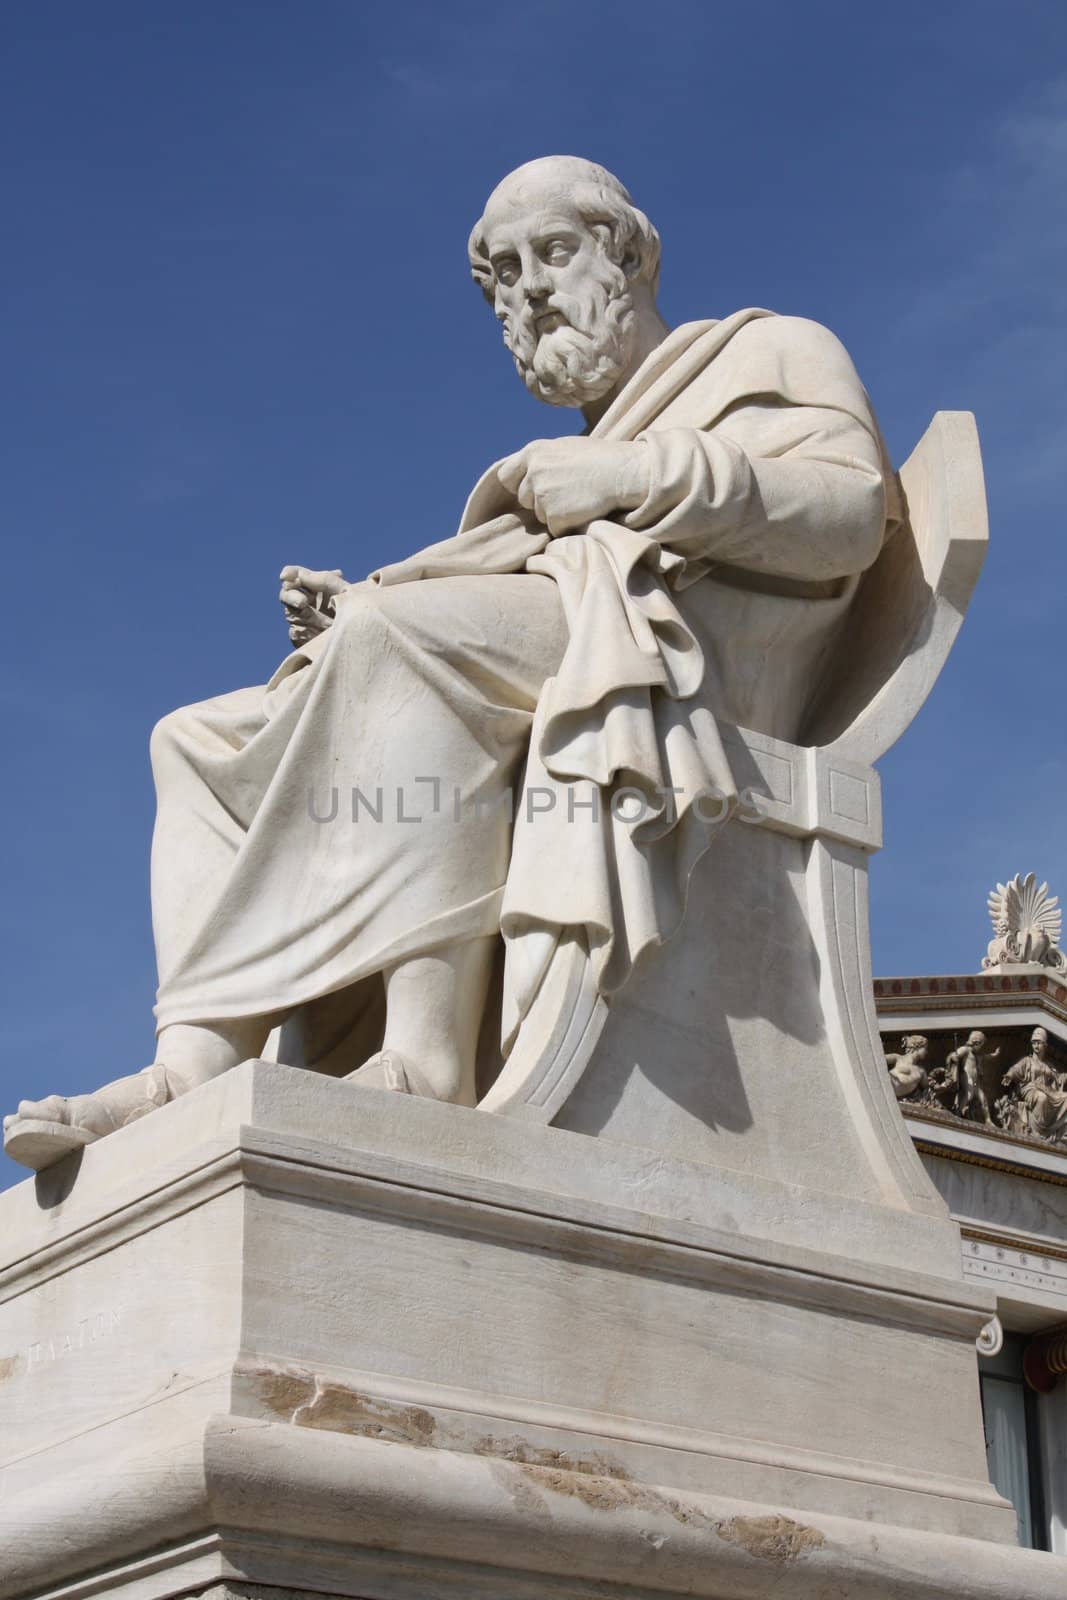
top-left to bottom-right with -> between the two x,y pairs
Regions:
516,300 -> 576,341
507,290 -> 605,352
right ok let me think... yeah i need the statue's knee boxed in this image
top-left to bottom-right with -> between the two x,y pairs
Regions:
330,586 -> 391,647
149,709 -> 182,768
149,706 -> 200,774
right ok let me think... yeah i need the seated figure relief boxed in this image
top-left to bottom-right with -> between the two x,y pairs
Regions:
4,155 -> 902,1173
996,1028 -> 1067,1143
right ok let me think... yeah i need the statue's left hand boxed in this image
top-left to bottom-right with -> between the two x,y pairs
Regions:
279,566 -> 348,646
497,438 -> 649,537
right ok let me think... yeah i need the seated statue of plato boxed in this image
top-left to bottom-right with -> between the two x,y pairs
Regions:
4,155 -> 898,1172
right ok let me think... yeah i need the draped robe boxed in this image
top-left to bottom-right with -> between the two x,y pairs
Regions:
151,311 -> 894,1059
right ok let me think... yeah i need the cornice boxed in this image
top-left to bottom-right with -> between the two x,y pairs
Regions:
955,1223 -> 1067,1266
874,971 -> 1067,1024
910,1133 -> 1067,1189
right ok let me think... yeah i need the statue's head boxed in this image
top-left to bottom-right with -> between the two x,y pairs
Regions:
903,1034 -> 928,1059
468,156 -> 661,409
967,1030 -> 986,1049
1032,1027 -> 1049,1057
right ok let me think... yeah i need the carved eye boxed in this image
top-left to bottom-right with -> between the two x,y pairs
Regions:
544,239 -> 572,264
494,258 -> 520,287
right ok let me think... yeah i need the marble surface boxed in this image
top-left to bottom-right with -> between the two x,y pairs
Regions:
6,1063 -> 1064,1600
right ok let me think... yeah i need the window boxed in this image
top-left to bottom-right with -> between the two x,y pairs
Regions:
979,1334 -> 1048,1550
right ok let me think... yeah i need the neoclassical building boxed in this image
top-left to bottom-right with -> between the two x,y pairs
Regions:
877,874 -> 1067,1552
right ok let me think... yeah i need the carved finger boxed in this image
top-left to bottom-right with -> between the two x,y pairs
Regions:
515,474 -> 537,512
285,604 -> 330,639
533,492 -> 555,532
281,565 -> 343,595
280,565 -> 320,591
497,450 -> 527,494
311,568 -> 347,598
544,504 -> 574,538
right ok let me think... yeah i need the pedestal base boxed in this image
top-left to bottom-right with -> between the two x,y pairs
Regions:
0,1064 -> 1061,1599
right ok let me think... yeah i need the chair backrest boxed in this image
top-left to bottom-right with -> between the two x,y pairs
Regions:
801,410 -> 988,765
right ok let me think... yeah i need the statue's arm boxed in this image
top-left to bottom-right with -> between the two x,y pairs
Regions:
622,403 -> 886,584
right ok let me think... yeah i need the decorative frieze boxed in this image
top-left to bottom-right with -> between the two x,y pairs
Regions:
884,1023 -> 1067,1151
875,972 -> 1067,1009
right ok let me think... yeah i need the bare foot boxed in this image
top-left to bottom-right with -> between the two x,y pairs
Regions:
8,1091 -> 121,1135
3,1097 -> 107,1171
3,1066 -> 171,1173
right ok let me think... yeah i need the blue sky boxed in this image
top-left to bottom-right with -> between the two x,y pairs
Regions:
2,1 -> 1065,1188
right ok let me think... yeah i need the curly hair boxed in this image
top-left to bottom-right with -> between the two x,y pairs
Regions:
468,157 -> 661,304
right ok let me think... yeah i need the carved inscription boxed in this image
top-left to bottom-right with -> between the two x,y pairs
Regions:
27,1307 -> 122,1371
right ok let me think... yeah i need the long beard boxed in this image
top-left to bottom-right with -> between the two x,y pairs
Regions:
503,259 -> 636,408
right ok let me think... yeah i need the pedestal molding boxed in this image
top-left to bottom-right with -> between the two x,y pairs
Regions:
229,1353 -> 1009,1514
0,1118 -> 991,1341
2,1417 -> 1059,1600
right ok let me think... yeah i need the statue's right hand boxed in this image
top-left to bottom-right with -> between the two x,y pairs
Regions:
279,566 -> 348,646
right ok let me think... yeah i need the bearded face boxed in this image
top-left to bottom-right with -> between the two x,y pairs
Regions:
492,227 -> 638,408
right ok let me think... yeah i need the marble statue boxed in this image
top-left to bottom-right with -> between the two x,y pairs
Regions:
983,872 -> 1066,971
943,1030 -> 999,1126
996,1027 -> 1067,1142
3,154 -> 900,1172
885,1034 -> 930,1100
11,159 -> 1055,1600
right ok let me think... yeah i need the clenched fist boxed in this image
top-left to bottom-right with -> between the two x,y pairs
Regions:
496,437 -> 649,537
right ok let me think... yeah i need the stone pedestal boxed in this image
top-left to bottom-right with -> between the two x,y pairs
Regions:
1,1062 -> 1062,1599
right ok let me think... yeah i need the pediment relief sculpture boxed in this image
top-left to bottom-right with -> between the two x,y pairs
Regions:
887,1024 -> 1067,1149
995,1028 -> 1067,1143
885,1035 -> 931,1100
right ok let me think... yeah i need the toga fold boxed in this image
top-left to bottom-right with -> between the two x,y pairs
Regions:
152,310 -> 895,1056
